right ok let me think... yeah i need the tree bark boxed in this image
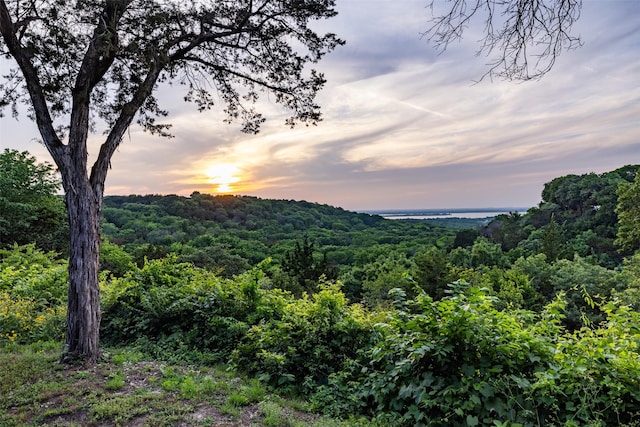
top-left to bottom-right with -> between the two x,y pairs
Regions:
61,172 -> 102,363
60,95 -> 104,363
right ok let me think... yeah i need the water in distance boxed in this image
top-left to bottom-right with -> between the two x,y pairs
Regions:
364,208 -> 530,220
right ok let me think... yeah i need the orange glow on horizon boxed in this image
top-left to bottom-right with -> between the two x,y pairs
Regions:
205,163 -> 241,194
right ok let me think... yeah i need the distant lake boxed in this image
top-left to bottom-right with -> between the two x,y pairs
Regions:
364,208 -> 530,220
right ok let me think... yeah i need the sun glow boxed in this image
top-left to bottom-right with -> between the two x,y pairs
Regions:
205,163 -> 241,193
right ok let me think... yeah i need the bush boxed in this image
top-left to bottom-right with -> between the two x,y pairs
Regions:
0,244 -> 68,306
530,300 -> 640,425
231,282 -> 378,394
314,284 -> 640,426
0,245 -> 66,344
0,291 -> 66,344
100,256 -> 288,360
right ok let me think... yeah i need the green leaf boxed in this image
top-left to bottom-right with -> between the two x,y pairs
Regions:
466,414 -> 479,426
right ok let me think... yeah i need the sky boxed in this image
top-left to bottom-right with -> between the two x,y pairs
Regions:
1,0 -> 639,211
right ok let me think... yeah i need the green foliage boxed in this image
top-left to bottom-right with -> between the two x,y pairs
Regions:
0,291 -> 65,345
616,168 -> 640,253
315,286 -> 640,426
530,301 -> 640,426
0,149 -> 67,253
612,253 -> 640,311
482,165 -> 639,266
2,199 -> 640,427
232,282 -> 378,394
470,238 -> 509,268
412,246 -> 452,300
279,237 -> 338,295
359,251 -> 417,307
512,254 -> 617,330
538,215 -> 568,262
0,245 -> 67,344
3,159 -> 640,425
0,244 -> 68,305
100,193 -> 453,285
99,240 -> 135,277
101,256 -> 284,360
477,267 -> 543,311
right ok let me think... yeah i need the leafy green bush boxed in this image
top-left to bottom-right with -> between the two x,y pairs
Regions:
0,149 -> 67,254
314,284 -> 640,426
100,256 -> 288,360
0,244 -> 68,306
530,300 -> 640,426
0,245 -> 67,344
0,291 -> 65,344
231,282 -> 379,394
100,240 -> 135,278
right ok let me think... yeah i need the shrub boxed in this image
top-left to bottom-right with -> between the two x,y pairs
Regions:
0,291 -> 65,344
0,244 -> 68,306
0,245 -> 66,344
231,282 -> 378,394
316,284 -> 554,426
100,256 -> 288,360
530,300 -> 640,425
313,284 -> 640,426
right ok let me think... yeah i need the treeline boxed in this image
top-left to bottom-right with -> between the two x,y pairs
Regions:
477,164 -> 639,267
96,165 -> 640,316
2,149 -> 639,324
99,192 -> 454,297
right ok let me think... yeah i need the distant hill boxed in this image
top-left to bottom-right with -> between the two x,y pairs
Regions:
101,192 -> 454,276
99,164 -> 638,302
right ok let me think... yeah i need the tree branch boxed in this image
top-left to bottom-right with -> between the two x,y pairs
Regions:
0,0 -> 65,161
424,0 -> 582,81
70,0 -> 130,157
90,63 -> 163,193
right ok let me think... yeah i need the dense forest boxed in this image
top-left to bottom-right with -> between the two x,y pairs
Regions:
1,149 -> 639,426
96,163 -> 639,312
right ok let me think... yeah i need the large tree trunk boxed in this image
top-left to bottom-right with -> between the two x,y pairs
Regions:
55,40 -> 109,362
60,154 -> 103,363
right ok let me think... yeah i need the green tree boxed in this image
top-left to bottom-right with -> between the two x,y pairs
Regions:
359,251 -> 416,307
616,169 -> 640,253
470,237 -> 509,268
0,149 -> 67,252
0,0 -> 342,363
539,215 -> 567,262
99,239 -> 134,278
413,246 -> 451,300
280,237 -> 337,294
484,211 -> 528,251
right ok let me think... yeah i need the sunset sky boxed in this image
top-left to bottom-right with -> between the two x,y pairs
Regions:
1,0 -> 639,211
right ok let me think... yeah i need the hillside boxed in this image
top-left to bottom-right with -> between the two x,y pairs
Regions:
97,165 -> 639,303
101,193 -> 453,276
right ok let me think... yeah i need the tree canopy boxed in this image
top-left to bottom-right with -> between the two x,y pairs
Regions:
616,171 -> 640,253
0,149 -> 66,252
0,1 -> 342,137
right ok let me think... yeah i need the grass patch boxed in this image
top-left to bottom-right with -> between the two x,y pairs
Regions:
1,342 -> 352,426
105,371 -> 125,390
260,400 -> 297,426
226,391 -> 250,407
89,394 -> 157,423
